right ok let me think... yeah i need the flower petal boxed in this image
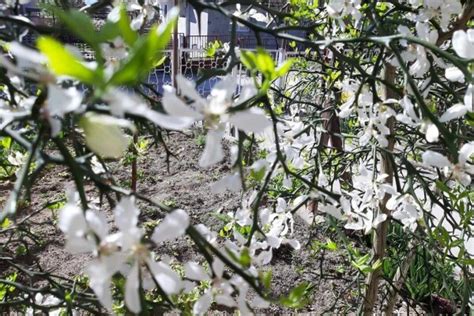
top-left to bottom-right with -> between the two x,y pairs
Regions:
85,259 -> 116,311
152,209 -> 190,243
58,203 -> 87,235
422,150 -> 451,168
184,262 -> 210,281
216,293 -> 237,307
211,258 -> 225,279
453,30 -> 474,59
47,84 -> 82,117
228,108 -> 271,134
199,130 -> 224,168
464,84 -> 473,111
425,122 -> 439,143
162,87 -> 203,119
193,291 -> 212,316
113,196 -> 139,233
125,263 -> 141,314
439,104 -> 468,122
147,260 -> 183,295
85,209 -> 109,240
210,173 -> 242,194
147,111 -> 196,130
104,88 -> 196,130
176,75 -> 206,105
459,142 -> 474,166
320,203 -> 344,220
445,66 -> 464,83
80,113 -> 134,159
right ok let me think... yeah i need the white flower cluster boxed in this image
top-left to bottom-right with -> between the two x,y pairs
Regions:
59,190 -> 189,313
162,74 -> 271,167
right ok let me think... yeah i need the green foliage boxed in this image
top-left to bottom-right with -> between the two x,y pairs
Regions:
240,48 -> 294,90
205,40 -> 222,57
0,272 -> 17,301
38,6 -> 177,90
310,239 -> 339,256
194,133 -> 206,147
279,282 -> 313,308
37,37 -> 98,84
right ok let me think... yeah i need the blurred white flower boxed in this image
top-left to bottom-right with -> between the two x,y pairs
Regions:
414,0 -> 462,31
452,29 -> 474,59
25,294 -> 64,316
358,103 -> 395,147
45,84 -> 83,136
0,42 -> 84,136
326,0 -> 362,25
80,113 -> 134,159
396,96 -> 439,143
422,142 -> 474,186
162,75 -> 270,167
103,88 -> 194,130
152,208 -> 190,243
0,42 -> 49,82
59,196 -> 188,312
387,194 -> 421,231
439,103 -> 469,122
234,4 -> 270,23
211,172 -> 242,194
188,259 -> 260,316
445,66 -> 464,83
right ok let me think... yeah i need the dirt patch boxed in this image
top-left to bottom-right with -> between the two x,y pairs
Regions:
0,130 -> 413,314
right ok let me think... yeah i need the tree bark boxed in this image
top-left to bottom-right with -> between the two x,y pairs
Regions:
131,134 -> 138,192
361,63 -> 397,315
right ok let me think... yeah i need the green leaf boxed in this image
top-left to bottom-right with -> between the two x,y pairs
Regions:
275,59 -> 294,77
371,259 -> 382,271
240,50 -> 257,71
117,6 -> 138,46
108,9 -> 178,86
255,47 -> 275,75
239,247 -> 252,268
206,40 -> 221,57
435,180 -> 451,194
259,270 -> 272,289
279,282 -> 311,308
37,37 -> 98,84
54,9 -> 98,46
250,166 -> 266,182
0,137 -> 12,149
325,239 -> 338,251
108,37 -> 149,85
97,21 -> 122,43
1,218 -> 11,229
46,200 -> 66,210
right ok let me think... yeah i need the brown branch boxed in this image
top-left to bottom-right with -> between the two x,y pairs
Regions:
362,63 -> 397,315
436,3 -> 474,45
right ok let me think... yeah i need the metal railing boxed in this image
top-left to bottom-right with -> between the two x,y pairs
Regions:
145,48 -> 294,96
183,34 -> 280,49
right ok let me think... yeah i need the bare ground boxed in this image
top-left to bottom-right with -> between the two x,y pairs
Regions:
0,130 -> 414,315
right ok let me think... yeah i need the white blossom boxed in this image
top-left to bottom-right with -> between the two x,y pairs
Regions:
422,142 -> 474,186
452,29 -> 474,59
58,196 -> 188,312
162,75 -> 270,167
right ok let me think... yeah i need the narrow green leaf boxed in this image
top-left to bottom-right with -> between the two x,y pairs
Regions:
54,9 -> 98,46
108,9 -> 178,86
37,37 -> 98,84
117,6 -> 138,46
275,58 -> 294,77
